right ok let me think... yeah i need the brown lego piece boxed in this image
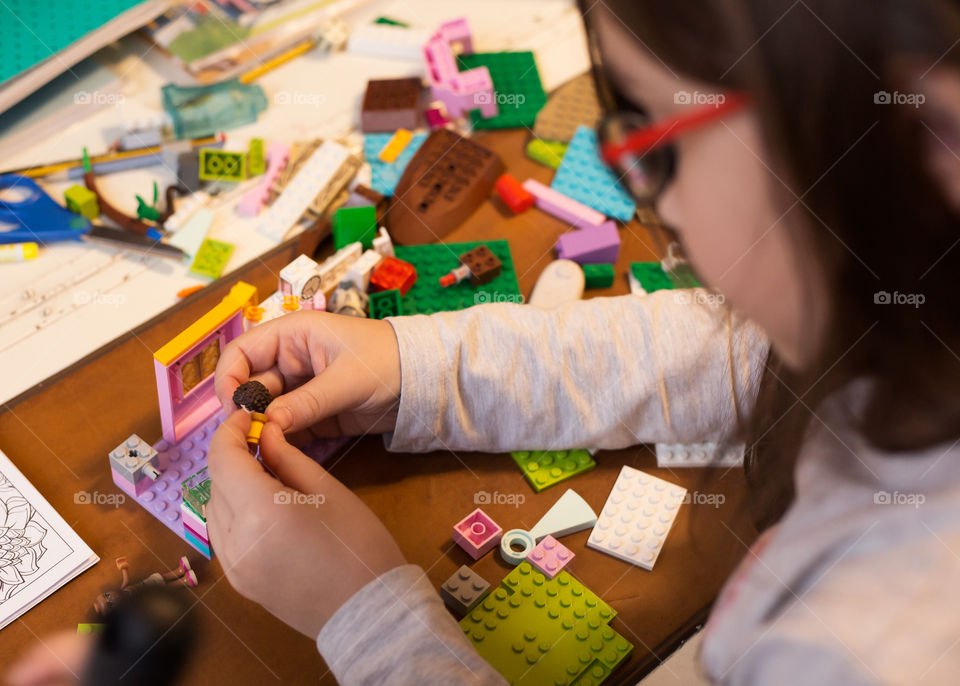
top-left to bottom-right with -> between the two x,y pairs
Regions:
460,245 -> 502,285
361,78 -> 421,133
388,129 -> 505,245
533,73 -> 602,143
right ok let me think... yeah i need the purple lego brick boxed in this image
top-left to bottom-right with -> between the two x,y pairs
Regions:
453,508 -> 503,560
526,534 -> 574,579
554,221 -> 621,264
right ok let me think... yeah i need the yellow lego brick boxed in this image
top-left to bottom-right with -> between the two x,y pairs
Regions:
154,282 -> 257,366
378,129 -> 413,163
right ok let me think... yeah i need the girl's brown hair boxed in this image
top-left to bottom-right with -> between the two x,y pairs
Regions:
600,0 -> 960,526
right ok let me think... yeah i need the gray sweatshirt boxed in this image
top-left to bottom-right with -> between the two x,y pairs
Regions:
315,292 -> 960,685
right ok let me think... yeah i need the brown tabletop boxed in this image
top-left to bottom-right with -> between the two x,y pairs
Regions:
0,129 -> 757,685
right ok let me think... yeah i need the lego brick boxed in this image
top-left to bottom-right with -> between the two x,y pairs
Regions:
528,259 -> 584,309
459,245 -> 501,286
534,73 -> 602,143
341,249 -> 383,291
629,262 -> 675,294
457,51 -> 547,129
189,238 -> 235,280
238,142 -> 290,216
392,240 -> 520,315
390,129 -> 505,244
176,151 -> 202,193
551,126 -> 636,221
582,263 -> 615,289
333,206 -> 377,251
460,562 -> 631,685
363,131 -> 427,196
317,242 -> 363,295
424,18 -> 496,120
510,449 -> 596,492
493,173 -> 534,214
346,23 -> 429,61
372,226 -> 395,258
108,434 -> 160,494
425,104 -> 450,130
555,222 -> 621,264
526,535 -> 574,579
526,139 -> 567,169
368,289 -> 403,319
587,466 -> 687,570
181,503 -> 208,539
77,624 -> 104,635
64,184 -> 99,219
369,256 -> 417,296
361,78 -> 421,133
248,138 -> 266,175
522,178 -> 606,229
440,565 -> 491,616
655,442 -> 745,468
198,149 -> 247,182
453,508 -> 502,560
378,129 -> 413,163
279,254 -> 323,301
184,528 -> 211,558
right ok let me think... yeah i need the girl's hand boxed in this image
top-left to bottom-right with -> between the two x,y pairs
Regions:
206,411 -> 405,638
214,311 -> 402,444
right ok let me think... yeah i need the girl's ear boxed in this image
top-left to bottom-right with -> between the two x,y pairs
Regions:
904,62 -> 960,213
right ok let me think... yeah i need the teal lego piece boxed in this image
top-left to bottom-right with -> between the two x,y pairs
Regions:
392,240 -> 521,315
510,450 -> 596,492
333,206 -> 378,250
630,262 -> 675,293
162,79 -> 268,139
198,149 -> 247,181
582,263 -> 615,289
189,238 -> 234,279
457,52 -> 548,130
551,125 -> 636,221
368,289 -> 403,319
248,138 -> 266,175
460,562 -> 632,685
363,132 -> 427,196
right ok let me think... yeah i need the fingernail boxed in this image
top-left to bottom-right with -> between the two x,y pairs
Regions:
269,406 -> 293,431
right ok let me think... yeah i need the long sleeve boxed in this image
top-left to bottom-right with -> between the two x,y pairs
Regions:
386,290 -> 769,453
316,564 -> 506,685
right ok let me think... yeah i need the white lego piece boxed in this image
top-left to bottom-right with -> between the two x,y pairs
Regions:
656,443 -> 744,468
372,227 -> 394,258
279,254 -> 322,300
587,466 -> 686,570
164,192 -> 211,233
528,259 -> 585,309
346,23 -> 429,61
167,208 -> 213,258
627,269 -> 646,296
500,489 -> 596,566
340,249 -> 383,292
257,140 -> 352,242
317,242 -> 362,294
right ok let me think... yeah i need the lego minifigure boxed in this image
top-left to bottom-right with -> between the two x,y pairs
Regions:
329,285 -> 370,318
233,380 -> 273,447
94,557 -> 197,615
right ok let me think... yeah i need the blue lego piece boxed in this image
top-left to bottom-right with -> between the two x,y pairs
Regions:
364,131 -> 428,196
550,125 -> 636,221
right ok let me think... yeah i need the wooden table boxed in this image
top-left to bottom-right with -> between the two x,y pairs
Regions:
0,129 -> 757,685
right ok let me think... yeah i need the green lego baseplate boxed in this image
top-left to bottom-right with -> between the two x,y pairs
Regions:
457,52 -> 547,130
369,289 -> 403,319
510,450 -> 596,492
460,562 -> 633,685
392,240 -> 521,315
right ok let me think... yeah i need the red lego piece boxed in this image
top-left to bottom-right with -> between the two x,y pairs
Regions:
369,256 -> 417,295
493,173 -> 534,214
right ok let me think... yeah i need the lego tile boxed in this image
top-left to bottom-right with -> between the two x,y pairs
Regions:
368,289 -> 403,319
587,466 -> 687,570
198,149 -> 246,182
555,222 -> 621,264
189,238 -> 234,280
510,449 -> 596,492
392,240 -> 521,315
457,52 -> 547,129
526,535 -> 574,579
332,206 -> 377,251
361,78 -> 421,133
363,131 -> 427,196
452,508 -> 502,560
389,129 -> 504,244
378,129 -> 413,163
551,126 -> 636,221
525,138 -> 567,169
583,263 -> 615,289
534,73 -> 602,144
440,565 -> 491,616
629,262 -> 675,294
522,178 -> 606,229
655,442 -> 745,468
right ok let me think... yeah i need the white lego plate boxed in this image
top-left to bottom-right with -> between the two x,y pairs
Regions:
655,442 -> 745,468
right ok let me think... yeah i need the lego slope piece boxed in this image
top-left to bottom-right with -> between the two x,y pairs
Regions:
361,78 -> 421,133
534,73 -> 602,144
551,126 -> 636,221
587,466 -> 687,571
392,240 -> 520,315
555,221 -> 621,264
510,449 -> 596,492
441,565 -> 491,617
527,535 -> 574,579
453,508 -> 502,560
389,129 -> 505,244
457,51 -> 547,129
460,562 -> 632,685
656,442 -> 745,468
363,132 -> 427,196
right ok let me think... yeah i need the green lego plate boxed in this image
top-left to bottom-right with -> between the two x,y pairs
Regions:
392,240 -> 521,315
460,562 -> 632,685
631,262 -> 702,293
510,450 -> 596,492
458,52 -> 547,130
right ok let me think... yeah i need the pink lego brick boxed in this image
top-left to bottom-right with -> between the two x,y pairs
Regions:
522,178 -> 607,229
453,508 -> 503,560
423,18 -> 497,120
183,518 -> 209,546
238,142 -> 290,216
425,105 -> 451,130
555,221 -> 621,264
181,503 -> 208,536
526,535 -> 574,579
